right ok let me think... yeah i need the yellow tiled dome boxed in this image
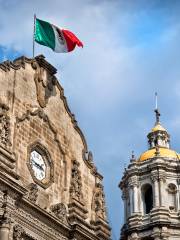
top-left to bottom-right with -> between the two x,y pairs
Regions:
151,123 -> 166,132
138,147 -> 179,162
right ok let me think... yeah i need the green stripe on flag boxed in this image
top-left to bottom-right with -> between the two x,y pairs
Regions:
35,18 -> 55,50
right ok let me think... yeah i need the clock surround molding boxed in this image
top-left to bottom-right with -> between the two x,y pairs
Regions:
27,141 -> 54,188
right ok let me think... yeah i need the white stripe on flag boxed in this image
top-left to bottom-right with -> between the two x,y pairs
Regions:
52,25 -> 68,53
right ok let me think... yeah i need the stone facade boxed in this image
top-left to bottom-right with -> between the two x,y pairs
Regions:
0,55 -> 111,240
119,110 -> 180,240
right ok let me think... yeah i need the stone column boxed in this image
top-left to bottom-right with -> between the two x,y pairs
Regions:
133,184 -> 138,213
0,220 -> 10,240
159,176 -> 165,207
152,176 -> 159,208
129,187 -> 133,215
122,191 -> 127,223
176,191 -> 179,211
177,179 -> 180,211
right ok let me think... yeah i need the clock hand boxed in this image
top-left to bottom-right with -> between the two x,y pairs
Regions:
32,160 -> 44,171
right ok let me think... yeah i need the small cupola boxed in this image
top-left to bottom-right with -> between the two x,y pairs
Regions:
147,108 -> 170,149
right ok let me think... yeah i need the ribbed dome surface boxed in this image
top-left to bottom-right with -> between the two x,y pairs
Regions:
138,147 -> 179,162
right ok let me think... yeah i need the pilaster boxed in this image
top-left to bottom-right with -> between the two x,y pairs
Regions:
0,219 -> 11,240
151,174 -> 160,208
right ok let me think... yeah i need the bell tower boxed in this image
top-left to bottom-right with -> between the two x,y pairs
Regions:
119,106 -> 180,240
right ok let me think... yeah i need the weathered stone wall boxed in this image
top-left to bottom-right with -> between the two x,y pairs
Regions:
0,57 -> 100,221
0,56 -> 111,240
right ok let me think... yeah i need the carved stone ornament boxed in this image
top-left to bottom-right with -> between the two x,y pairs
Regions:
128,232 -> 139,240
32,60 -> 56,108
50,203 -> 68,224
13,224 -> 25,240
69,160 -> 84,202
0,103 -> 11,146
92,183 -> 107,221
27,183 -> 38,203
0,191 -> 12,225
87,151 -> 94,165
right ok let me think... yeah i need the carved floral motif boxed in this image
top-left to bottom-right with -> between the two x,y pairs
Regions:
69,160 -> 83,202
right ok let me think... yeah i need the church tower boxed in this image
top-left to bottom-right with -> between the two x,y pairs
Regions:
119,107 -> 180,240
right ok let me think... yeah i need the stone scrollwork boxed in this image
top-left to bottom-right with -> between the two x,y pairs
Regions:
13,224 -> 25,240
69,160 -> 84,202
32,60 -> 56,108
27,183 -> 39,203
50,203 -> 68,224
92,182 -> 107,221
0,103 -> 11,146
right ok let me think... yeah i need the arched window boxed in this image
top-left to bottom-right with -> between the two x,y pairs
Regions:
167,183 -> 177,211
142,184 -> 153,214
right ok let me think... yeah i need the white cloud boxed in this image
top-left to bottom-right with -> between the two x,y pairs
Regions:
1,1 -> 180,238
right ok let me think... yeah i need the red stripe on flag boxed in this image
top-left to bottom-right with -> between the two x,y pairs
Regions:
62,29 -> 83,52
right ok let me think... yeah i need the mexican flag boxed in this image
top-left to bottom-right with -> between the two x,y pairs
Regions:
35,18 -> 83,53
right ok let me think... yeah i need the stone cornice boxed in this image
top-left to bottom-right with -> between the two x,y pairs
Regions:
0,170 -> 27,196
20,197 -> 71,231
0,176 -> 104,240
119,157 -> 180,188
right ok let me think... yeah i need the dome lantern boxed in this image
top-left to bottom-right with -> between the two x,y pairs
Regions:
147,107 -> 170,149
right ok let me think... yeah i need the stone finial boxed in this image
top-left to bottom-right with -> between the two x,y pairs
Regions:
130,151 -> 136,163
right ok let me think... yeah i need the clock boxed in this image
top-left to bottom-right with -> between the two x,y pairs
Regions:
27,142 -> 54,188
30,150 -> 46,180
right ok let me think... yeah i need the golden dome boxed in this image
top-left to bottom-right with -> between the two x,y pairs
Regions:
138,147 -> 179,162
151,123 -> 167,132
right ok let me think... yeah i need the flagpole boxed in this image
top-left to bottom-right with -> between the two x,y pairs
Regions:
33,14 -> 36,58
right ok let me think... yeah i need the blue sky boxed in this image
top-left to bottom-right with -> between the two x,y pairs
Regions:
1,0 -> 180,239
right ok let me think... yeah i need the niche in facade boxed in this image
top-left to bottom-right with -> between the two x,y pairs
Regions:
142,184 -> 153,214
167,183 -> 177,211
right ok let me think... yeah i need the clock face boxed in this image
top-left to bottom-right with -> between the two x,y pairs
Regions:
30,150 -> 46,180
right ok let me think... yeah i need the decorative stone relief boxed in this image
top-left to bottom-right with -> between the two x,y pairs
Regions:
50,203 -> 68,224
92,182 -> 107,220
27,183 -> 38,203
128,232 -> 139,240
32,61 -> 56,108
13,224 -> 25,240
0,103 -> 11,146
69,160 -> 83,202
16,208 -> 68,240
